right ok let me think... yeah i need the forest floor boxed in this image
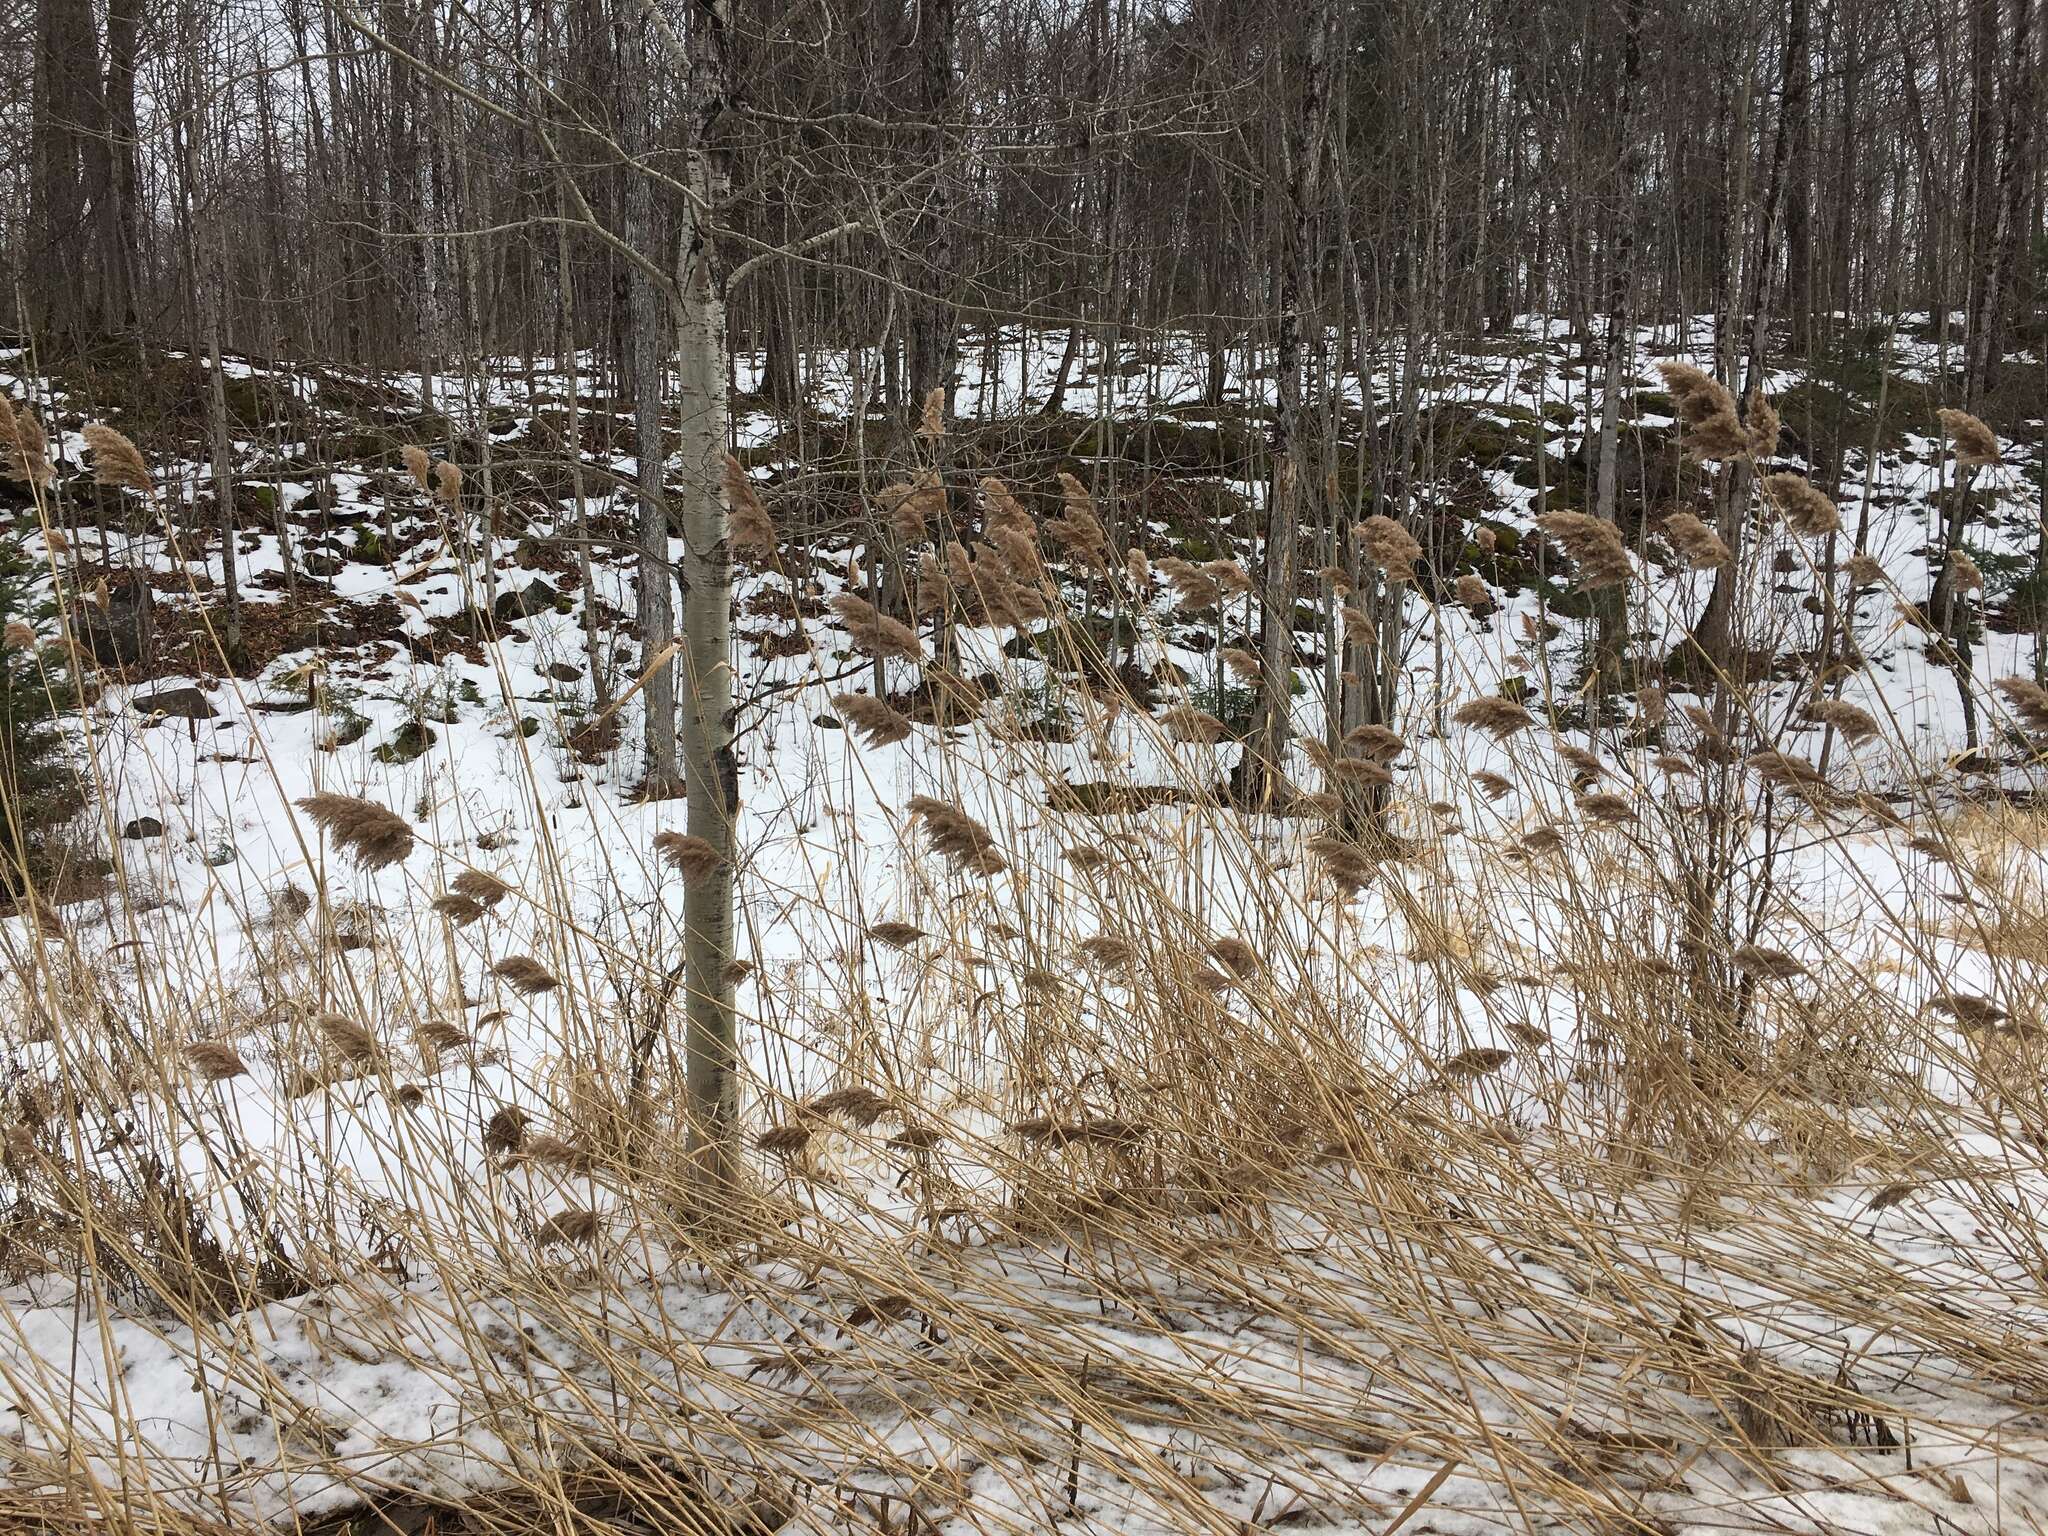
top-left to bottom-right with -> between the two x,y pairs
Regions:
2,318 -> 2047,1534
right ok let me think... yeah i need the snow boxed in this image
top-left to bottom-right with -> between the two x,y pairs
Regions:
2,321 -> 2047,1530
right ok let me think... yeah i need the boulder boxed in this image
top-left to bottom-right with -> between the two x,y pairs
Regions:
492,579 -> 559,624
76,571 -> 155,668
132,686 -> 216,720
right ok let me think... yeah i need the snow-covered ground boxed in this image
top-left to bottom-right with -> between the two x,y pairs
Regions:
2,319 -> 2046,1531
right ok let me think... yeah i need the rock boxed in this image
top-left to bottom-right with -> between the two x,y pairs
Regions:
492,579 -> 559,623
121,816 -> 164,839
373,720 -> 438,765
280,618 -> 361,653
132,686 -> 216,720
76,571 -> 155,668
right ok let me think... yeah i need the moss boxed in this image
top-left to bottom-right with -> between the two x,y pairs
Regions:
1773,374 -> 1934,460
373,719 -> 438,765
1529,571 -> 1595,619
1508,452 -> 1589,506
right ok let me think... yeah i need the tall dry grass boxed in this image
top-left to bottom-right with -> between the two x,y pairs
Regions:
0,372 -> 2046,1535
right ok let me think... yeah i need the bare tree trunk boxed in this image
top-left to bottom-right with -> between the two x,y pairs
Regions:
622,0 -> 679,796
1931,0 -> 2035,749
1784,0 -> 1814,344
180,0 -> 243,668
907,0 -> 959,414
1591,0 -> 1644,697
635,0 -> 740,1190
1241,0 -> 1332,809
1041,323 -> 1083,416
555,183 -> 609,702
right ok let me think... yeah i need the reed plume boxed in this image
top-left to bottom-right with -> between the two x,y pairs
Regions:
401,444 -> 432,491
492,956 -> 560,996
1662,510 -> 1730,568
1656,361 -> 1749,460
1808,698 -> 1880,746
1472,770 -> 1513,800
537,1209 -> 602,1246
1,398 -> 55,488
1557,743 -> 1604,784
1307,833 -> 1376,895
1205,559 -> 1253,596
881,470 -> 944,545
865,921 -> 927,949
990,525 -> 1044,585
907,795 -> 1007,875
1744,392 -> 1781,460
830,594 -> 925,662
452,870 -> 511,907
981,476 -> 1032,536
296,793 -> 416,871
1762,474 -> 1841,537
1748,749 -> 1828,794
1994,676 -> 2048,734
654,832 -> 724,881
833,692 -> 915,747
1356,516 -> 1422,582
1155,558 -> 1221,614
1536,511 -> 1632,589
1207,936 -> 1262,979
83,424 -> 152,494
1937,408 -> 2001,467
1577,791 -> 1635,824
1343,723 -> 1405,762
185,1041 -> 249,1083
808,1085 -> 892,1126
432,893 -> 487,927
1048,473 -> 1109,568
316,1013 -> 381,1063
1449,700 -> 1531,741
1162,705 -> 1228,743
724,454 -> 777,557
1732,944 -> 1805,979
1078,935 -> 1138,971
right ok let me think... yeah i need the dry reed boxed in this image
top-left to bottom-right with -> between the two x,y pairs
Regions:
82,423 -> 152,494
829,594 -> 924,662
1356,515 -> 1423,581
724,454 -> 778,556
297,793 -> 416,871
1937,407 -> 2001,467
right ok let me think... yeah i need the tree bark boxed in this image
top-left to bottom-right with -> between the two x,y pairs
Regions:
635,0 -> 741,1190
1240,0 -> 1332,809
622,0 -> 680,796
